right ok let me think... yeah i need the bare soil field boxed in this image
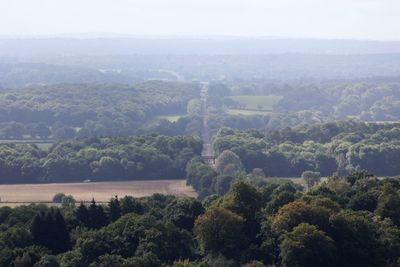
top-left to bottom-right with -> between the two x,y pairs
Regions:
0,180 -> 196,206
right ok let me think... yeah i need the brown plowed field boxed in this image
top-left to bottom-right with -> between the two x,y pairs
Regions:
0,180 -> 196,206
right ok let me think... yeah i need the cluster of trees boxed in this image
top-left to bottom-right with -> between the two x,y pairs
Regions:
203,83 -> 326,135
144,116 -> 203,137
1,172 -> 400,266
207,109 -> 325,135
0,81 -> 199,138
0,134 -> 202,183
200,81 -> 400,136
0,122 -> 52,139
274,82 -> 400,121
212,121 -> 400,177
0,194 -> 204,266
224,81 -> 400,122
186,150 -> 248,199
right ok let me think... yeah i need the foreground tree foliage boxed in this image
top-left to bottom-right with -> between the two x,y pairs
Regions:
194,207 -> 246,258
0,174 -> 400,266
280,223 -> 336,267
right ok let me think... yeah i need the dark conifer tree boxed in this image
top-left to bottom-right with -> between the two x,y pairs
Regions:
88,198 -> 98,228
31,212 -> 45,244
108,195 -> 122,222
75,202 -> 90,227
95,205 -> 109,229
54,210 -> 71,253
88,198 -> 109,229
31,209 -> 71,254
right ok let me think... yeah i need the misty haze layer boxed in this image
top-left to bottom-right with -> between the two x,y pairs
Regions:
1,0 -> 399,40
1,38 -> 400,56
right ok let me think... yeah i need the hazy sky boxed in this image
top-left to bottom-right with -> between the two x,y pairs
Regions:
1,0 -> 399,40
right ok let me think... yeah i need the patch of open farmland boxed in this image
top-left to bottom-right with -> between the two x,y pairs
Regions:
156,114 -> 184,122
226,109 -> 271,116
226,95 -> 283,111
0,180 -> 196,205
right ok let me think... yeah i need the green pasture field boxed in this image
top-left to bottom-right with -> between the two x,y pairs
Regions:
35,143 -> 54,151
226,109 -> 271,116
156,114 -> 184,122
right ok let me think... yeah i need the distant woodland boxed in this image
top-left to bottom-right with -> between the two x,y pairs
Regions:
0,135 -> 202,183
1,80 -> 400,140
0,81 -> 200,139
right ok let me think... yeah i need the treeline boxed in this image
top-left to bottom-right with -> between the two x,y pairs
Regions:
275,82 -> 400,121
0,116 -> 203,140
1,172 -> 400,266
0,81 -> 200,138
211,121 -> 400,177
228,81 -> 400,121
0,135 -> 202,183
0,61 -> 179,88
208,109 -> 325,134
188,81 -> 400,136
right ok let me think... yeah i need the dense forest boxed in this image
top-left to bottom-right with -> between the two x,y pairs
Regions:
0,81 -> 200,138
218,81 -> 400,121
266,82 -> 400,121
3,120 -> 400,186
1,172 -> 400,266
1,62 -> 400,202
210,121 -> 400,178
1,77 -> 400,141
186,81 -> 400,141
0,135 -> 202,183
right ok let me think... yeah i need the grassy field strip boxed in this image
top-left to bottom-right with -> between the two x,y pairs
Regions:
226,109 -> 271,116
0,180 -> 196,205
156,114 -> 184,122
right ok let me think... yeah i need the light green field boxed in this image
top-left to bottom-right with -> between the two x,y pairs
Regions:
226,109 -> 271,116
157,114 -> 183,122
227,95 -> 283,111
36,143 -> 54,151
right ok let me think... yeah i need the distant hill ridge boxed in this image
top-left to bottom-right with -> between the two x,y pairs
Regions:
1,37 -> 400,56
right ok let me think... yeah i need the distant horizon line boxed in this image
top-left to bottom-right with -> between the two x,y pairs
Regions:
0,32 -> 400,42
